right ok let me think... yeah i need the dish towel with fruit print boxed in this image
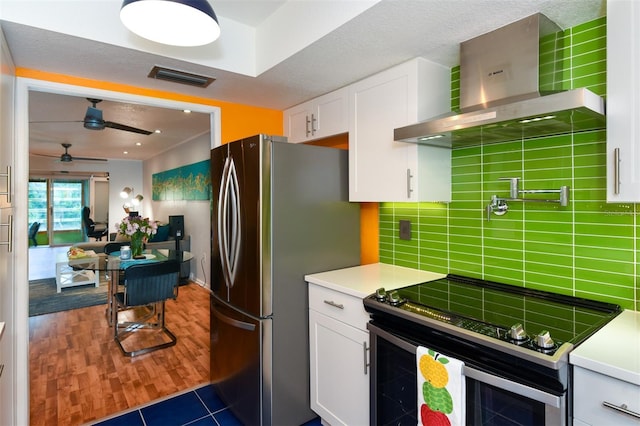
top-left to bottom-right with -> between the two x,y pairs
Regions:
417,346 -> 465,426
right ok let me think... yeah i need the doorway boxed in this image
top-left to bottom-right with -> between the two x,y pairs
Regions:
15,77 -> 221,425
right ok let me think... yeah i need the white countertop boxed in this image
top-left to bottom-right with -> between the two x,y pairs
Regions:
570,309 -> 640,386
305,263 -> 446,298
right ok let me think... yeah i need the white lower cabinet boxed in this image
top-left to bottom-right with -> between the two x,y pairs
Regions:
308,283 -> 370,426
573,366 -> 640,425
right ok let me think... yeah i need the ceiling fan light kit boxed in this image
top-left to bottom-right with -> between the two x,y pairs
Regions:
120,0 -> 220,47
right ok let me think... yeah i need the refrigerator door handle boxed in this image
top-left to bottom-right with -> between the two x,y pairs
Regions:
217,156 -> 242,293
212,305 -> 256,331
227,159 -> 241,285
218,156 -> 232,292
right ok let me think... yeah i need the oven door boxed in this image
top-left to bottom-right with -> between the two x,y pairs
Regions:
368,322 -> 566,426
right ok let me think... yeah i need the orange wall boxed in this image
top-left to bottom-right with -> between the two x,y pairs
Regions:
19,68 -> 379,264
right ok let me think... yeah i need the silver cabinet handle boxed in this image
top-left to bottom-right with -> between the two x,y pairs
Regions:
311,113 -> 317,135
305,115 -> 311,137
602,401 -> 640,419
363,341 -> 369,375
614,147 -> 621,195
0,166 -> 10,204
0,215 -> 12,252
406,168 -> 413,199
323,300 -> 344,309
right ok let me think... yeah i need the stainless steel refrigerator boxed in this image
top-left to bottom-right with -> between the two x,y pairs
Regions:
210,134 -> 360,426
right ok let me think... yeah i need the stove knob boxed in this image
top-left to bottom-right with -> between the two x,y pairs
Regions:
375,287 -> 387,302
535,330 -> 555,349
388,290 -> 402,306
509,323 -> 527,341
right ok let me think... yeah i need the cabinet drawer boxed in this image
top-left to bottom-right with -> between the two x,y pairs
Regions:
308,284 -> 370,330
573,366 -> 640,425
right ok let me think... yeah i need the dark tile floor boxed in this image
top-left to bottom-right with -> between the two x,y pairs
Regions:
93,384 -> 323,426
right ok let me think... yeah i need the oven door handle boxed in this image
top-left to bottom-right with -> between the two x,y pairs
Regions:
368,322 -> 563,408
463,366 -> 562,408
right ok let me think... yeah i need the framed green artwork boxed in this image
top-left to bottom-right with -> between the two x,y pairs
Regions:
152,160 -> 210,201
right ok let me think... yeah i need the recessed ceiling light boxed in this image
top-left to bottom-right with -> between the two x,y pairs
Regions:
155,129 -> 162,134
123,151 -> 129,155
183,109 -> 191,114
136,142 -> 142,146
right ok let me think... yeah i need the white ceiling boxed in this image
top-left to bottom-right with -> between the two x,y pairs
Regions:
0,0 -> 607,164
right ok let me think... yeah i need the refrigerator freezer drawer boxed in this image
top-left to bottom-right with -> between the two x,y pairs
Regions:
210,296 -> 263,426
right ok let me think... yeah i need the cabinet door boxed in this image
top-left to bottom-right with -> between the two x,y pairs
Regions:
314,87 -> 348,139
607,0 -> 640,201
285,103 -> 314,143
284,88 -> 348,144
573,366 -> 640,426
309,309 -> 369,426
348,58 -> 451,202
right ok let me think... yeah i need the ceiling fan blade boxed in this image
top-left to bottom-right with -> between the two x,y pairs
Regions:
72,156 -> 108,162
31,152 -> 61,159
30,120 -> 84,124
104,121 -> 153,135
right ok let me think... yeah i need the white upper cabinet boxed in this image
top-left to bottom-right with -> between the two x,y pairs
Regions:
607,0 -> 640,202
284,87 -> 348,143
348,58 -> 452,202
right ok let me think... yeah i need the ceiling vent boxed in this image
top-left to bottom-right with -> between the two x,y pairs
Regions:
148,66 -> 215,88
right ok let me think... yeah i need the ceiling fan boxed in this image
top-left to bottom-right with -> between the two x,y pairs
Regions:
31,98 -> 153,135
33,143 -> 108,163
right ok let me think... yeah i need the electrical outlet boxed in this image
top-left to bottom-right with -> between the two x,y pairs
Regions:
399,220 -> 411,240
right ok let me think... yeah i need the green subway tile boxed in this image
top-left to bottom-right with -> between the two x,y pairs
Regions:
572,188 -> 607,201
453,164 -> 482,176
524,219 -> 572,233
575,257 -> 634,276
526,241 -> 573,256
452,145 -> 481,158
574,234 -> 634,250
524,230 -> 573,245
395,258 -> 419,270
573,153 -> 605,167
524,273 -> 574,291
452,173 -> 482,184
483,245 -> 523,261
575,211 -> 634,225
573,74 -> 607,90
574,246 -> 633,263
573,169 -> 605,182
522,134 -> 571,149
574,223 -> 635,237
449,261 -> 482,277
521,156 -> 573,170
525,251 -> 573,266
483,268 -> 524,286
573,129 -> 606,143
572,49 -> 606,67
575,279 -> 634,299
571,36 -> 606,56
523,145 -> 573,160
483,237 -> 525,251
571,17 -> 606,35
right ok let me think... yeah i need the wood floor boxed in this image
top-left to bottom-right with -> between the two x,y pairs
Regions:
28,280 -> 211,425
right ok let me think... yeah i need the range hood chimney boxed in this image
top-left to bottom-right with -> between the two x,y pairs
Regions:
394,13 -> 606,148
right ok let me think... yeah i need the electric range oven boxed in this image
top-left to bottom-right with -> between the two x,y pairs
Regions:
364,274 -> 621,426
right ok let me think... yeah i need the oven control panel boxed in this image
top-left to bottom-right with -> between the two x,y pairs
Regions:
371,288 -> 562,356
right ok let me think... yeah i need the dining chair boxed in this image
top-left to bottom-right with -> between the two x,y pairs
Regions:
113,259 -> 180,357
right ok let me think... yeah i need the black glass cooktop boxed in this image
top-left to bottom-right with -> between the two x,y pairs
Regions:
364,274 -> 621,358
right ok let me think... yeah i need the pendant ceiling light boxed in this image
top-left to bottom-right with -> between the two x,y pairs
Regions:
120,0 -> 220,47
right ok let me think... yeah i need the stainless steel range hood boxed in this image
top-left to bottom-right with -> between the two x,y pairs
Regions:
394,14 -> 606,148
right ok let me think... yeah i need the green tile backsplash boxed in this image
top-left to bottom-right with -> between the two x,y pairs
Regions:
379,17 -> 639,310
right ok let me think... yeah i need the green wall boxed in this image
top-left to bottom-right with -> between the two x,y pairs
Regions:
380,17 -> 639,311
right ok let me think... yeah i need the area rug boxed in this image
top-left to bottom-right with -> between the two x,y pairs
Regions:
29,277 -> 108,317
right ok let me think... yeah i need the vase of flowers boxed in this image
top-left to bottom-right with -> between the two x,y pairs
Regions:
116,215 -> 158,258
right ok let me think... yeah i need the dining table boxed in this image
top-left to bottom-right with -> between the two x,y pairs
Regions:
88,248 -> 194,327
